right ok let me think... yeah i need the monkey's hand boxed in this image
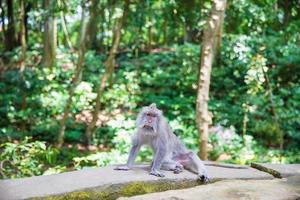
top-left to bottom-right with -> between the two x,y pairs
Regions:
114,165 -> 131,171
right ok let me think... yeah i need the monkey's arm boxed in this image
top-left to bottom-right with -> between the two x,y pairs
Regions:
126,143 -> 141,168
150,145 -> 167,177
115,137 -> 141,171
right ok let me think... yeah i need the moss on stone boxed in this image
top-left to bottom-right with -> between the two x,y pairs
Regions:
30,179 -> 201,200
32,191 -> 111,200
119,180 -> 200,197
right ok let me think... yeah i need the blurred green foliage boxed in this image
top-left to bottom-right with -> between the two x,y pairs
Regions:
0,137 -> 60,179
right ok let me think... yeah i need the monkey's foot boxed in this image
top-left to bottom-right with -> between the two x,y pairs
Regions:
150,170 -> 165,177
114,166 -> 131,171
198,174 -> 210,184
173,166 -> 183,174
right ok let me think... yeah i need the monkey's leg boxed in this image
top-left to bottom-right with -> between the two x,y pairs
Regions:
150,147 -> 166,177
115,143 -> 141,170
189,153 -> 210,183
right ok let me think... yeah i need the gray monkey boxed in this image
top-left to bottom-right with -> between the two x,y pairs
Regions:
115,103 -> 209,182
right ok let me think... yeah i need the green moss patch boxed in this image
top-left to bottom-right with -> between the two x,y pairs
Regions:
30,179 -> 202,200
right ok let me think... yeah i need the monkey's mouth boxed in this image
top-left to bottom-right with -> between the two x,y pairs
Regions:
143,125 -> 154,130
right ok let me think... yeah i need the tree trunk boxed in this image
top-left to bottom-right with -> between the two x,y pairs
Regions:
60,11 -> 73,49
242,102 -> 249,142
148,25 -> 153,49
282,0 -> 292,27
183,25 -> 193,44
261,66 -> 283,150
196,0 -> 227,160
163,20 -> 167,46
0,0 -> 6,44
88,1 -> 100,50
57,3 -> 77,67
24,2 -> 32,43
215,2 -> 226,64
42,0 -> 57,68
19,0 -> 26,131
85,0 -> 130,145
57,1 -> 97,148
98,7 -> 106,52
19,0 -> 26,70
5,0 -> 17,51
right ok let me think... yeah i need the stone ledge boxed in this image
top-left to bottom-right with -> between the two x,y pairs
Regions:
119,176 -> 300,200
0,162 -> 273,200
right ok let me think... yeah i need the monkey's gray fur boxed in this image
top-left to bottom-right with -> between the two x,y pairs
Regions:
115,103 -> 209,183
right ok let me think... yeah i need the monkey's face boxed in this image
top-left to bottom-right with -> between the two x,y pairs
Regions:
143,112 -> 158,132
137,103 -> 161,133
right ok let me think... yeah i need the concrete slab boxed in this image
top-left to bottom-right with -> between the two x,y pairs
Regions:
119,176 -> 300,200
0,162 -> 273,200
251,163 -> 300,178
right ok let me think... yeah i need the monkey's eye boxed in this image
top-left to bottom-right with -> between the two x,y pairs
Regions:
146,113 -> 156,117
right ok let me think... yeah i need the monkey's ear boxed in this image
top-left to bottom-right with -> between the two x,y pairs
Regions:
157,109 -> 163,116
149,103 -> 157,109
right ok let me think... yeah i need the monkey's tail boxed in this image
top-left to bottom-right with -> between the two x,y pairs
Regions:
204,163 -> 248,169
